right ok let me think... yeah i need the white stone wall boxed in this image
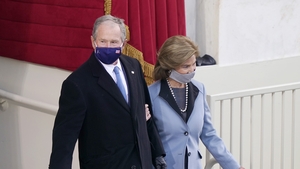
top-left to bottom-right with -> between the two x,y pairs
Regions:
185,0 -> 300,66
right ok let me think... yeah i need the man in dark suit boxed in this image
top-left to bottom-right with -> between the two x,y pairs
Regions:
49,15 -> 166,169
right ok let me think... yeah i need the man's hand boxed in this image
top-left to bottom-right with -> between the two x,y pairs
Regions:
155,156 -> 167,169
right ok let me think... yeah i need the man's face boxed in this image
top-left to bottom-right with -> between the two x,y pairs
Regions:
91,21 -> 123,49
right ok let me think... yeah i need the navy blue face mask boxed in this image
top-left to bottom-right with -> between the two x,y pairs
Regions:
94,43 -> 122,64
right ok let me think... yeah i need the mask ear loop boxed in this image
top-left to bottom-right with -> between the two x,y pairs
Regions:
167,70 -> 172,77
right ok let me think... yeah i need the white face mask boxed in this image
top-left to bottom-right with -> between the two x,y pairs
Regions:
169,70 -> 195,84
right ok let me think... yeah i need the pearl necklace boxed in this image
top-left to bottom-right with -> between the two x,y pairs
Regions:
166,78 -> 188,113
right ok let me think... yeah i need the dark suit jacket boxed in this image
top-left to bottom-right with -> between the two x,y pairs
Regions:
49,53 -> 165,169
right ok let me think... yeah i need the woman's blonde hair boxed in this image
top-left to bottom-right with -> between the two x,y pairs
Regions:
153,35 -> 199,81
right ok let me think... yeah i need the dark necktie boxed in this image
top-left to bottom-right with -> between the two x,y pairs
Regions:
113,66 -> 127,102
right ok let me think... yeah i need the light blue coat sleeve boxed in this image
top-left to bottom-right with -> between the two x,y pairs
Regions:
197,80 -> 241,169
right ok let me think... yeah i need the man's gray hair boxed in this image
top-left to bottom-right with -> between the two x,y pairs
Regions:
92,15 -> 126,42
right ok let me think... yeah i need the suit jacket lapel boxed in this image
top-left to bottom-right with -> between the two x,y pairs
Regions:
89,54 -> 130,110
159,79 -> 182,115
186,82 -> 199,121
119,56 -> 137,108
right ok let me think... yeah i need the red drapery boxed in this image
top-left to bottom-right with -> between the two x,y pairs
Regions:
0,0 -> 186,84
0,0 -> 104,70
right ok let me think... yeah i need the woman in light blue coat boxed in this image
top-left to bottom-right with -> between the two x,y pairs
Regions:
148,35 -> 245,169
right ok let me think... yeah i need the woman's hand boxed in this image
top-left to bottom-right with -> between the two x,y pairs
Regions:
145,104 -> 151,121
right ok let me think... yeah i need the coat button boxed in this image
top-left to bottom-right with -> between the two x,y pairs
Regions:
188,152 -> 191,156
184,131 -> 188,136
131,165 -> 136,169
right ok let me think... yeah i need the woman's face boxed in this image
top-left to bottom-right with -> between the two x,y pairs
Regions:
175,54 -> 197,74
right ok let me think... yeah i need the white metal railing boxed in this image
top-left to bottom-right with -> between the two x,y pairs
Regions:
0,88 -> 57,115
1,82 -> 300,169
204,158 -> 218,169
204,82 -> 300,169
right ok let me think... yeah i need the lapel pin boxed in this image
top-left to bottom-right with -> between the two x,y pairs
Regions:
131,71 -> 135,74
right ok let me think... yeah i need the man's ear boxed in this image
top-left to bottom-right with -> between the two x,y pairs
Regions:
121,40 -> 127,53
91,36 -> 96,50
122,39 -> 128,48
